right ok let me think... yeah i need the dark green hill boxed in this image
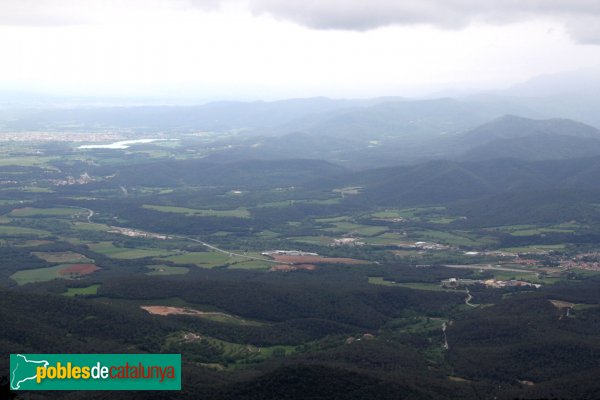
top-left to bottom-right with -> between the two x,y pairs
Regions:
313,156 -> 600,207
462,134 -> 600,161
448,189 -> 600,226
448,281 -> 600,384
0,288 -> 172,379
205,364 -> 457,400
462,115 -> 600,144
458,115 -> 600,161
106,158 -> 348,188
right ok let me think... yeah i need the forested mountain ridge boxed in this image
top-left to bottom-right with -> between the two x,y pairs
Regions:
311,156 -> 600,205
457,115 -> 600,161
462,114 -> 600,144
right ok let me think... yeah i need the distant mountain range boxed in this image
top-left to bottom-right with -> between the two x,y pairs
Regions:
478,66 -> 600,128
205,112 -> 600,167
507,66 -> 600,98
103,158 -> 349,188
458,115 -> 600,161
193,98 -> 542,167
0,97 -> 397,133
4,73 -> 600,168
312,155 -> 600,206
462,115 -> 600,144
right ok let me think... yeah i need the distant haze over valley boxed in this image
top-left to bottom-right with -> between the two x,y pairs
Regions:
5,2 -> 600,399
2,67 -> 600,170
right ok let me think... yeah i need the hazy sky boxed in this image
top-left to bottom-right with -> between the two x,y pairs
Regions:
2,0 -> 600,100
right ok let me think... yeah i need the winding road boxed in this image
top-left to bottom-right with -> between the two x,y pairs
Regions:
442,322 -> 449,350
174,236 -> 286,265
71,206 -> 287,265
443,264 -> 536,274
464,288 -> 476,307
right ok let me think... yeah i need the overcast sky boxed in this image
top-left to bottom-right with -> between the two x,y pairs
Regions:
1,0 -> 600,100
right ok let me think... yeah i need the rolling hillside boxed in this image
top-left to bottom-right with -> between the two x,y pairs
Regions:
458,115 -> 600,161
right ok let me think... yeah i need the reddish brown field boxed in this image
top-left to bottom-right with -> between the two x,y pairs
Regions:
59,264 -> 100,276
270,264 -> 317,272
141,306 -> 206,316
270,255 -> 367,265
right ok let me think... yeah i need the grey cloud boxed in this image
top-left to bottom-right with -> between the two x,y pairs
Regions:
245,1 -> 482,30
218,0 -> 600,43
3,0 -> 600,44
565,15 -> 600,44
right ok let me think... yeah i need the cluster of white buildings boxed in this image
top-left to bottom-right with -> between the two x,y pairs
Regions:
109,226 -> 169,240
441,277 -> 541,289
331,238 -> 364,246
261,250 -> 318,257
408,241 -> 451,250
52,172 -> 94,186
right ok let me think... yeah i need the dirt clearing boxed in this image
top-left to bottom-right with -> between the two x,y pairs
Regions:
59,264 -> 100,276
270,264 -> 316,271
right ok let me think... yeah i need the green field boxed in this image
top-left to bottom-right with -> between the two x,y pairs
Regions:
314,216 -> 350,223
163,331 -> 294,369
368,277 -> 449,291
0,155 -> 58,167
11,239 -> 53,247
256,230 -> 280,238
197,336 -> 293,365
0,225 -> 50,237
499,244 -> 567,253
491,224 -> 538,232
304,198 -> 341,205
257,200 -> 295,208
287,236 -> 333,245
64,284 -> 101,296
32,251 -> 91,263
573,303 -> 600,311
161,251 -> 272,269
8,207 -> 85,217
488,271 -> 559,284
429,217 -> 459,224
409,228 -> 496,247
494,222 -> 582,237
227,260 -> 273,270
371,210 -> 404,219
161,251 -> 240,268
510,227 -> 577,236
321,222 -> 388,237
362,232 -> 405,245
0,200 -> 26,205
143,205 -> 250,218
146,265 -> 189,275
372,207 -> 446,220
109,248 -> 180,260
17,186 -> 55,193
368,277 -> 398,286
11,265 -> 72,285
73,222 -> 111,232
88,242 -> 180,259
